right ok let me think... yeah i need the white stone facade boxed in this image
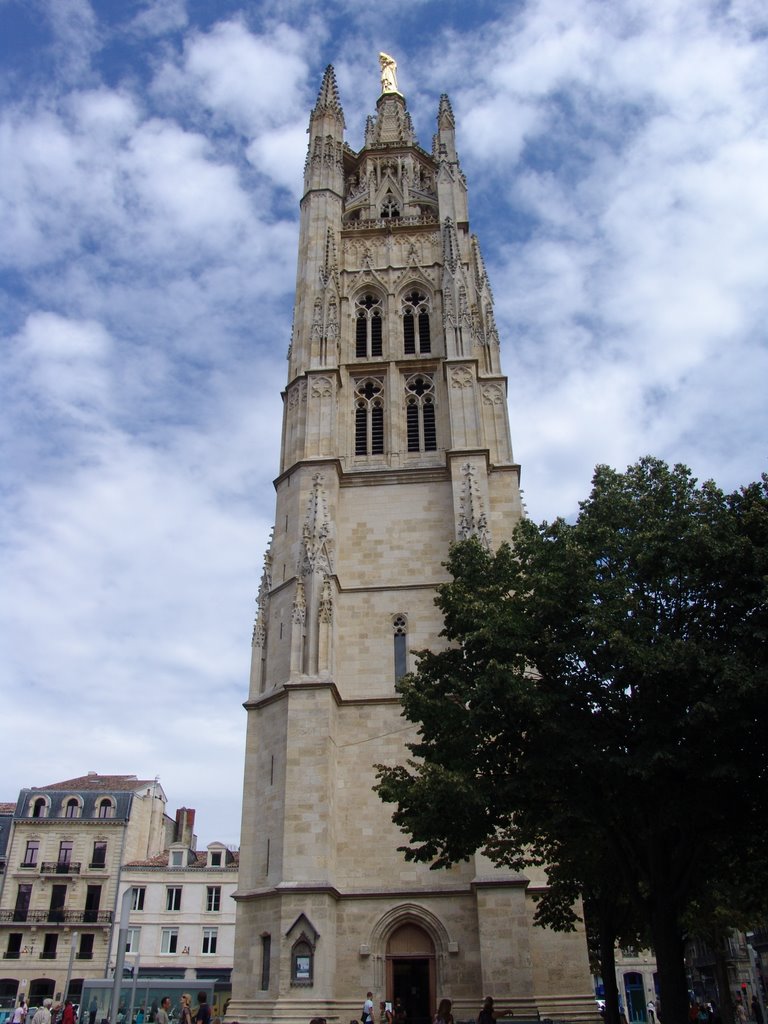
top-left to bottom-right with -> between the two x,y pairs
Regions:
113,843 -> 237,1012
230,62 -> 596,1024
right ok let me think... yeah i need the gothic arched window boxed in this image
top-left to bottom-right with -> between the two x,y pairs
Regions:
402,290 -> 431,355
354,378 -> 385,456
355,293 -> 383,359
393,614 -> 408,682
381,192 -> 400,218
405,375 -> 437,453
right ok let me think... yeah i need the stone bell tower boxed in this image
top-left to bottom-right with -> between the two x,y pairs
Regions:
230,56 -> 594,1024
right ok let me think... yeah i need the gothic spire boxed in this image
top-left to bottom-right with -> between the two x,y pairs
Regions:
311,64 -> 345,126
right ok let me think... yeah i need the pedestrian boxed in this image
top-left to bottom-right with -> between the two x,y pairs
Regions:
194,993 -> 211,1024
735,999 -> 747,1024
647,1001 -> 656,1024
31,1001 -> 53,1024
179,995 -> 193,1024
435,1001 -> 453,1024
394,1000 -> 407,1024
62,1003 -> 76,1024
478,998 -> 514,1024
752,998 -> 763,1024
362,994 -> 374,1024
11,999 -> 28,1024
155,998 -> 171,1024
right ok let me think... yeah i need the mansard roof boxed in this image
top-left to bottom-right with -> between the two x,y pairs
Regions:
124,848 -> 239,869
37,773 -> 157,792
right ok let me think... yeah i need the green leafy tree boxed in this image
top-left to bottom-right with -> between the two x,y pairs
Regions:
376,458 -> 768,1024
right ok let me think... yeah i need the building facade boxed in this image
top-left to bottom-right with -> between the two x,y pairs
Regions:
109,840 -> 237,1017
0,775 -> 171,1007
230,58 -> 595,1024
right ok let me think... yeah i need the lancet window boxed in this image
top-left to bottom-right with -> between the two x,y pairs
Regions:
354,377 -> 385,456
405,374 -> 437,453
393,614 -> 408,682
355,293 -> 383,358
402,290 -> 431,354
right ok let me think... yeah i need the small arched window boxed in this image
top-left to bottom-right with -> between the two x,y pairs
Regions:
354,378 -> 385,456
291,938 -> 314,985
31,796 -> 49,819
97,798 -> 114,819
355,294 -> 383,359
405,375 -> 437,453
402,290 -> 431,354
64,797 -> 81,819
393,614 -> 408,683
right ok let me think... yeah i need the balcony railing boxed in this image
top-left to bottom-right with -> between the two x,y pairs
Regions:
40,861 -> 81,875
0,909 -> 112,925
76,951 -> 94,960
3,951 -> 21,959
39,950 -> 57,959
19,861 -> 38,870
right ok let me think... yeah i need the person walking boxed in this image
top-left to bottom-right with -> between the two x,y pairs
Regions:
155,998 -> 171,1024
478,997 -> 514,1024
362,994 -> 374,1024
194,993 -> 211,1024
11,999 -> 27,1024
31,1001 -> 53,1024
435,1000 -> 454,1024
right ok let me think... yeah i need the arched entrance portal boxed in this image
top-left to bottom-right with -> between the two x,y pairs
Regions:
386,923 -> 435,1024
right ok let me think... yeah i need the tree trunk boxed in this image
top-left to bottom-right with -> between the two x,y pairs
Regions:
711,929 -> 734,1024
600,913 -> 622,1024
649,898 -> 689,1024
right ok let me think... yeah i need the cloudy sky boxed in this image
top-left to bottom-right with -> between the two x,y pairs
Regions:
2,0 -> 767,846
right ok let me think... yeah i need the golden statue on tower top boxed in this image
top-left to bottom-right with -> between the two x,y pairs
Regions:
379,52 -> 399,94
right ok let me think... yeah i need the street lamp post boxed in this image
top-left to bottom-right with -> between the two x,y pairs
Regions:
109,889 -> 133,1023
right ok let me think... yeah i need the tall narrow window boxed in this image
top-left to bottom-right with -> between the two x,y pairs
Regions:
405,375 -> 437,452
160,928 -> 178,954
260,935 -> 271,990
58,841 -> 73,867
131,887 -> 145,911
206,886 -> 221,912
125,928 -> 140,955
64,798 -> 80,818
354,294 -> 383,358
14,884 -> 32,922
79,934 -> 95,960
202,928 -> 218,955
166,886 -> 182,911
393,615 -> 408,682
97,798 -> 114,818
90,842 -> 107,868
402,291 -> 431,354
354,378 -> 385,456
42,933 -> 58,960
22,840 -> 39,867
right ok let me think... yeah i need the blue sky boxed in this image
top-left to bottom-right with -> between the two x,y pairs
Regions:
2,0 -> 767,845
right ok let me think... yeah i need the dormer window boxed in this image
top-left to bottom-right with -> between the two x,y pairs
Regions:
63,797 -> 82,818
30,796 -> 49,819
97,798 -> 114,818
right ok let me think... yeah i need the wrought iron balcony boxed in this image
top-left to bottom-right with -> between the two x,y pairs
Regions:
40,861 -> 81,875
0,908 -> 112,925
76,951 -> 94,960
39,950 -> 57,959
3,951 -> 21,959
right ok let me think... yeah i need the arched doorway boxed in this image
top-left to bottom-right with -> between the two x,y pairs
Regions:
1,979 -> 20,1005
386,923 -> 435,1024
29,979 -> 55,1004
623,972 -> 646,1023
